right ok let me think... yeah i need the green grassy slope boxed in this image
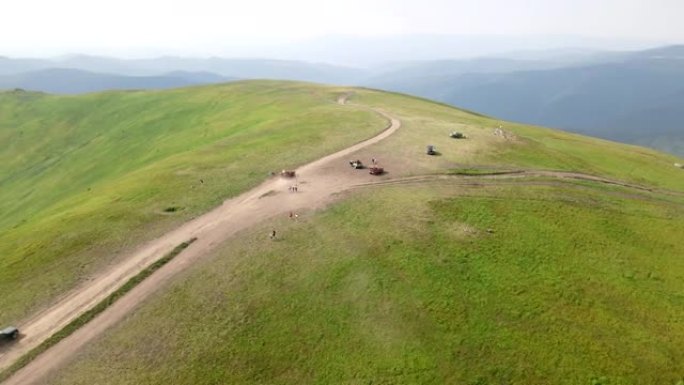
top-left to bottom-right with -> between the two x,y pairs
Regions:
49,183 -> 684,385
4,81 -> 684,384
0,81 -> 385,325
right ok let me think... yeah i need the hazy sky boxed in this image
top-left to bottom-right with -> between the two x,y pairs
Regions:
1,0 -> 682,57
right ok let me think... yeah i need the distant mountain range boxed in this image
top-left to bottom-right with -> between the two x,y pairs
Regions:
1,45 -> 683,155
0,68 -> 231,94
366,45 -> 684,156
0,55 -> 362,84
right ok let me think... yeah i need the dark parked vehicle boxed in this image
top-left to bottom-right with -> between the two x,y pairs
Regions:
426,145 -> 437,155
369,166 -> 384,175
0,326 -> 19,341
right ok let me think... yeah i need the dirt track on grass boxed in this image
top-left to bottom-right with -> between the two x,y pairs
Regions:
354,169 -> 679,193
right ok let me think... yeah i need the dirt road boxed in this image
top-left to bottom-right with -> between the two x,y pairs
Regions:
1,95 -> 400,385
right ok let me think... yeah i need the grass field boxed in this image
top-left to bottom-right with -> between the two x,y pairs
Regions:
3,81 -> 684,384
0,81 -> 385,325
48,182 -> 684,385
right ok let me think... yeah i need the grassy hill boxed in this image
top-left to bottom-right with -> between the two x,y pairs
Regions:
0,81 -> 385,326
2,81 -> 684,384
50,183 -> 684,385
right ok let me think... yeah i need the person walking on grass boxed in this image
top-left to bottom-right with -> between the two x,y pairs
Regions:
270,229 -> 277,240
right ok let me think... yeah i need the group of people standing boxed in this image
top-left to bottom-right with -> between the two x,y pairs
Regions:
271,156 -> 378,241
